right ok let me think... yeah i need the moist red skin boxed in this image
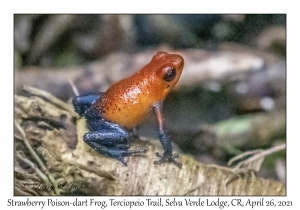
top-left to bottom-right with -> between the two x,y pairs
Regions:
95,51 -> 184,129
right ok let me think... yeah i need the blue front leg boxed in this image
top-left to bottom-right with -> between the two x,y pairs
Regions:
72,92 -> 103,116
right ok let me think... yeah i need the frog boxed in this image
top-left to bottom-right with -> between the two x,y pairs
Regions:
73,51 -> 184,168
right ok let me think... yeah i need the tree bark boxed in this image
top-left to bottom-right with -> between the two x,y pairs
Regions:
14,93 -> 285,196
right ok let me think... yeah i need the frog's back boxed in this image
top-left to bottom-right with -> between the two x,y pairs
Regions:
95,70 -> 160,129
93,52 -> 184,129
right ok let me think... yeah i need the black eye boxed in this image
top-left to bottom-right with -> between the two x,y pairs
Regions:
163,68 -> 176,81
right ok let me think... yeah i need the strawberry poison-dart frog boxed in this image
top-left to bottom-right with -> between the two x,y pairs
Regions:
73,52 -> 184,168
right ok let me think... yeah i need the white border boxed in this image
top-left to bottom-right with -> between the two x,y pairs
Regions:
2,1 -> 299,209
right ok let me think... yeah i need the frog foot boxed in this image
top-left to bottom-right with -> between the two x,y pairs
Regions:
117,149 -> 147,166
154,152 -> 182,168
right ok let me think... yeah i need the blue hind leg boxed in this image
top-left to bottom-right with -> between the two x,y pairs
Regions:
83,120 -> 146,166
73,92 -> 146,166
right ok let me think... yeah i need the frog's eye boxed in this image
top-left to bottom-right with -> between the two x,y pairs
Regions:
163,68 -> 176,82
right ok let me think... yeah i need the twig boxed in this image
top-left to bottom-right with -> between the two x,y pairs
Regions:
233,143 -> 286,168
16,152 -> 48,181
14,164 -> 41,181
15,153 -> 54,195
204,143 -> 286,186
22,86 -> 77,116
14,185 -> 33,196
68,79 -> 79,96
228,149 -> 263,166
15,177 -> 43,196
224,142 -> 286,184
14,120 -> 60,195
